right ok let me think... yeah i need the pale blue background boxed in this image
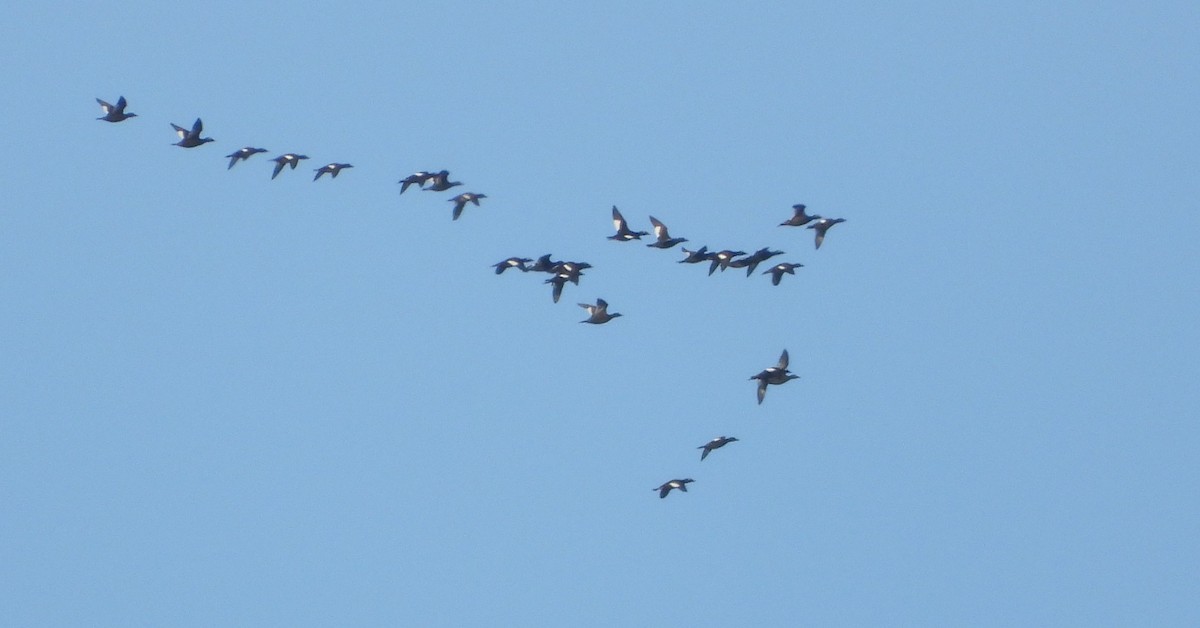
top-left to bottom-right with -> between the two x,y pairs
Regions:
2,2 -> 1198,626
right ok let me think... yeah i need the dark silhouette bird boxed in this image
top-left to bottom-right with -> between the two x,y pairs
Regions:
808,217 -> 846,249
646,216 -> 687,249
654,479 -> 694,499
762,262 -> 804,286
708,250 -> 746,276
449,193 -> 487,220
225,147 -> 267,169
699,436 -> 739,461
678,246 -> 714,264
170,118 -> 213,148
398,171 -> 435,194
528,254 -> 562,274
608,206 -> 649,241
578,298 -> 622,324
750,349 -> 799,405
424,170 -> 461,192
270,153 -> 309,179
492,257 -> 532,274
314,163 -> 353,180
545,274 -> 571,303
729,247 -> 785,276
550,261 -> 591,285
780,203 -> 821,227
96,96 -> 136,122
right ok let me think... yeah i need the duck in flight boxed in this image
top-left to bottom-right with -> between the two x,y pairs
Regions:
750,349 -> 799,404
578,298 -> 622,324
780,203 -> 821,227
762,262 -> 803,286
96,96 -> 136,123
808,217 -> 846,249
654,478 -> 694,499
314,163 -> 353,180
225,147 -> 267,169
608,206 -> 649,241
646,216 -> 687,249
449,193 -> 487,220
271,153 -> 309,179
170,118 -> 213,148
698,436 -> 739,461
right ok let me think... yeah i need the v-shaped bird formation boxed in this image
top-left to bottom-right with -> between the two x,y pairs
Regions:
96,94 -> 851,500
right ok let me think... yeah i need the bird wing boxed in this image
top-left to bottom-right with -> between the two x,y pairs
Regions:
649,216 -> 669,240
778,349 -> 790,370
97,98 -> 114,114
271,160 -> 286,179
611,206 -> 627,231
190,118 -> 203,137
115,96 -> 128,112
171,123 -> 188,139
757,380 -> 768,404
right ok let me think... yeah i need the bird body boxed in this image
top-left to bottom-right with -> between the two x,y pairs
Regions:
399,171 -> 435,193
808,217 -> 846,249
314,163 -> 353,180
750,349 -> 799,404
449,193 -> 487,220
270,153 -> 309,179
654,478 -> 694,499
708,250 -> 746,275
96,96 -> 136,122
678,246 -> 714,264
780,203 -> 821,227
225,147 -> 267,169
699,436 -> 739,460
424,170 -> 461,192
647,216 -> 687,249
763,263 -> 803,286
170,118 -> 213,148
608,206 -> 649,241
730,247 -> 784,276
578,298 -> 622,324
493,257 -> 532,274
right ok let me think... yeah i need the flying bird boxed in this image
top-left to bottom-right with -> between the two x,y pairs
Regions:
398,171 -> 435,194
96,96 -> 136,122
729,247 -> 784,276
270,153 -> 309,179
608,206 -> 649,241
780,203 -> 821,227
707,250 -> 746,276
492,257 -> 532,274
698,436 -> 739,461
449,193 -> 487,220
750,349 -> 799,405
578,298 -> 622,324
808,217 -> 846,249
424,170 -> 462,192
545,274 -> 571,303
225,147 -> 267,169
314,163 -> 353,180
170,118 -> 214,148
646,216 -> 688,249
762,262 -> 804,286
678,246 -> 714,264
527,254 -> 562,274
654,478 -> 694,499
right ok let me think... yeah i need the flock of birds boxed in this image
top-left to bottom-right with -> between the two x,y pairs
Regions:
97,95 -> 848,500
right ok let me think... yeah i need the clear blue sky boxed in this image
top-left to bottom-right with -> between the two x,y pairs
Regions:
2,2 -> 1198,626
